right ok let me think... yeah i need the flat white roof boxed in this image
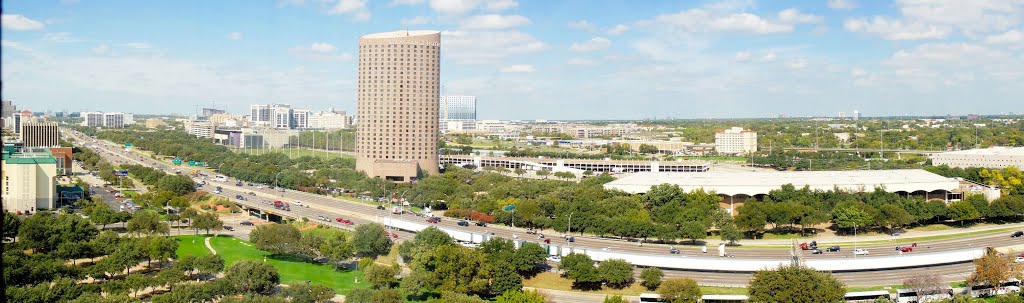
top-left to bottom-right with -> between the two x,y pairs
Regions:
361,30 -> 440,39
701,294 -> 750,299
604,169 -> 959,196
935,146 -> 1024,156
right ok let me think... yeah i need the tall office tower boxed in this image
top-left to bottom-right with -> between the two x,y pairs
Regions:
82,112 -> 104,127
440,95 -> 477,132
1,100 -> 15,119
103,112 -> 125,128
250,104 -> 271,122
853,110 -> 861,121
355,30 -> 441,181
20,122 -> 60,148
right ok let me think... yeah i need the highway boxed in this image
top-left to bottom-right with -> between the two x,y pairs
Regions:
67,130 -> 995,286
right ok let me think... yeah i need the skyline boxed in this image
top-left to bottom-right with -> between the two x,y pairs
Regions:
2,0 -> 1023,119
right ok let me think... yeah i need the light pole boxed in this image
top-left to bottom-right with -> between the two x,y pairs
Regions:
274,171 -> 283,198
567,212 -> 574,236
853,223 -> 858,258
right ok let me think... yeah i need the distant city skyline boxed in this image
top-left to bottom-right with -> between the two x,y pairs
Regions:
2,0 -> 1023,119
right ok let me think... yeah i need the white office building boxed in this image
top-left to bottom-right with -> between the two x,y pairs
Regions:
250,104 -> 271,122
440,95 -> 477,132
310,111 -> 350,129
714,127 -> 757,155
271,104 -> 293,129
82,112 -> 104,127
292,109 -> 310,129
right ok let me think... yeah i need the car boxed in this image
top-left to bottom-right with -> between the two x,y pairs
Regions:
223,225 -> 235,231
317,215 -> 328,221
799,242 -> 815,250
825,245 -> 841,252
336,217 -> 344,222
547,255 -> 562,262
391,233 -> 398,239
811,249 -> 823,254
669,247 -> 681,254
526,228 -> 537,235
475,221 -> 487,227
235,195 -> 244,199
341,219 -> 353,225
293,201 -> 303,207
376,205 -> 386,210
891,229 -> 905,236
247,183 -> 254,186
256,185 -> 263,189
240,221 -> 254,226
248,192 -> 256,196
544,238 -> 551,244
426,217 -> 440,224
567,236 -> 575,242
897,246 -> 913,253
853,248 -> 870,256
1013,231 -> 1024,238
457,221 -> 469,226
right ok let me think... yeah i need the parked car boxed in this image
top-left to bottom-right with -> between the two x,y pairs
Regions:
457,221 -> 469,227
825,245 -> 841,252
853,248 -> 870,256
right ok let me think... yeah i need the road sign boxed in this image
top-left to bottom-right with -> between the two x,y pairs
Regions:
188,161 -> 196,166
502,204 -> 515,212
172,158 -> 182,165
113,170 -> 128,176
124,142 -> 133,147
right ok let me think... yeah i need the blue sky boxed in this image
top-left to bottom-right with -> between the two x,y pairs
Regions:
2,0 -> 1023,119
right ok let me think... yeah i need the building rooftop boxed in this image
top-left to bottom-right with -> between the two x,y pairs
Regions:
604,169 -> 959,196
935,147 -> 1024,156
2,147 -> 57,164
361,30 -> 441,39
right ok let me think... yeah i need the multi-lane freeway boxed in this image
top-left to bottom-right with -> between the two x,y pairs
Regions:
67,130 -> 1006,286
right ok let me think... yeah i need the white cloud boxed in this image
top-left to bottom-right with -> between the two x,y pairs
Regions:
786,58 -> 809,70
895,0 -> 1024,34
567,58 -> 595,66
844,16 -> 949,40
1,40 -> 33,52
389,0 -> 424,5
639,8 -> 796,34
442,30 -> 547,65
459,14 -> 530,30
327,0 -> 370,22
984,29 -> 1024,44
759,52 -> 777,62
607,24 -> 629,35
827,0 -> 857,10
734,51 -> 752,61
850,68 -> 868,77
92,44 -> 110,55
228,32 -> 243,41
290,42 -> 351,61
568,20 -> 594,31
500,64 -> 535,73
569,37 -> 612,52
400,16 -> 431,26
778,8 -> 823,24
42,32 -> 81,43
120,42 -> 152,49
1,14 -> 45,31
484,0 -> 517,11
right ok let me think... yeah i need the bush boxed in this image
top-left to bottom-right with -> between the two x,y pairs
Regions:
358,257 -> 375,271
200,204 -> 212,210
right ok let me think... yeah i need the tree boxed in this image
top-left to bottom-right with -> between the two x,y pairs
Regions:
90,205 -> 120,230
536,170 -> 550,179
411,245 -> 491,295
877,204 -> 915,229
598,259 -> 634,289
495,289 -> 547,303
719,222 -> 742,245
748,264 -> 846,303
250,223 -> 302,255
181,208 -> 198,228
679,221 -> 707,244
511,243 -> 548,274
3,211 -> 19,239
948,201 -> 982,226
364,263 -> 398,289
126,210 -> 169,236
903,272 -> 948,300
969,248 -> 1022,288
560,253 -> 601,288
657,278 -> 701,303
192,212 -> 223,235
604,295 -> 628,303
225,260 -> 280,295
832,204 -> 873,231
353,223 -> 392,258
156,174 -> 195,196
514,168 -> 527,178
280,283 -> 335,303
640,267 -> 664,291
491,260 -> 523,295
196,254 -> 226,278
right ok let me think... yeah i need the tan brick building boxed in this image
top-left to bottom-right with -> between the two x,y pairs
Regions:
355,30 -> 441,181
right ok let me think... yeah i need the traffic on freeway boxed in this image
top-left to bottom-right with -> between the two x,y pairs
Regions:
66,130 -> 1014,282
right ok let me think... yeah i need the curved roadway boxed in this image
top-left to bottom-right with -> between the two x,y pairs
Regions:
68,131 -> 1009,286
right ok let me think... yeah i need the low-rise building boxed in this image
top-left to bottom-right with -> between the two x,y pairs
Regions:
714,127 -> 757,155
930,147 -> 1024,169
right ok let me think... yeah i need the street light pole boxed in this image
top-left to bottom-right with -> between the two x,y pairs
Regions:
568,212 -> 574,236
274,171 -> 283,198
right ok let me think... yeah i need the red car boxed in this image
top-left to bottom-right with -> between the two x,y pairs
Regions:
341,219 -> 353,225
544,239 -> 551,244
897,246 -> 913,252
336,217 -> 343,222
426,217 -> 440,224
391,233 -> 398,239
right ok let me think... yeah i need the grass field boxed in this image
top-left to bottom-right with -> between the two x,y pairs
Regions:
174,235 -> 365,294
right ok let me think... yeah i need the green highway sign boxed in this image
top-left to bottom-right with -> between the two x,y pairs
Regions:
502,204 -> 515,212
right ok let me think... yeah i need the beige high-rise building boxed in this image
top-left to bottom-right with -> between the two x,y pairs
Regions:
20,122 -> 60,148
355,30 -> 441,181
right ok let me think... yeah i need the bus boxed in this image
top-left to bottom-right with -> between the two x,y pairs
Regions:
844,290 -> 892,302
700,294 -> 749,303
969,279 -> 1022,297
638,293 -> 663,303
896,288 -> 952,303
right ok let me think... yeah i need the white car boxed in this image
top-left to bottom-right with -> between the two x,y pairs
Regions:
853,248 -> 870,256
546,256 -> 562,262
256,185 -> 263,189
293,201 -> 303,207
1015,256 -> 1024,263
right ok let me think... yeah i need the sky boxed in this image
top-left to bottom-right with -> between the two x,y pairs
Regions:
2,0 -> 1023,120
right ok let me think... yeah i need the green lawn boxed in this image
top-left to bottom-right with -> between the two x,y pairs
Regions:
175,234 -> 365,295
175,235 -> 213,257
